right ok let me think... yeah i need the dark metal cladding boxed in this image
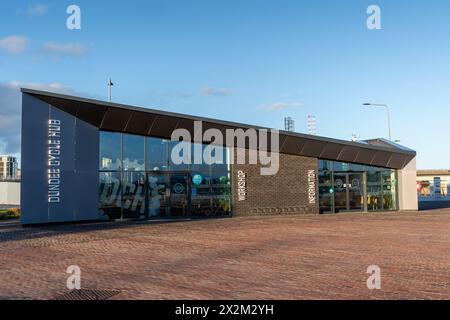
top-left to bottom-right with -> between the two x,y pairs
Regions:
21,88 -> 416,170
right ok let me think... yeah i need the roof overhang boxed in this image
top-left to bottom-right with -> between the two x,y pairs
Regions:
21,88 -> 416,170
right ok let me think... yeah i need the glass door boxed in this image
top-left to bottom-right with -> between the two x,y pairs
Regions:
348,173 -> 363,211
169,173 -> 189,217
147,172 -> 190,218
333,173 -> 348,212
333,172 -> 364,212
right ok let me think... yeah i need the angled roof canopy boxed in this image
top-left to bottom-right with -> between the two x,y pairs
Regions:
21,88 -> 416,169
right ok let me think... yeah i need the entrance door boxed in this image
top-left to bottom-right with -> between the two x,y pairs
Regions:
147,172 -> 190,218
333,173 -> 348,212
169,173 -> 189,217
333,173 -> 363,212
348,173 -> 363,211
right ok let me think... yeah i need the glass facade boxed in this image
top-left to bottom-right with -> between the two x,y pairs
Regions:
318,160 -> 398,213
99,130 -> 400,219
99,131 -> 232,220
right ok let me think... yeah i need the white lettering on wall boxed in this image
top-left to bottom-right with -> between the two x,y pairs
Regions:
308,169 -> 316,204
237,170 -> 247,201
48,119 -> 61,203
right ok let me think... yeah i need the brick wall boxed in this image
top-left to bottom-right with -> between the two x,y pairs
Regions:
232,149 -> 319,216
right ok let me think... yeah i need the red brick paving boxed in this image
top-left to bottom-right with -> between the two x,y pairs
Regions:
0,210 -> 449,300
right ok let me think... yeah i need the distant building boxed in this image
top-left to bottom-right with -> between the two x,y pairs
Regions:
0,155 -> 18,180
101,157 -> 112,170
0,181 -> 20,205
284,117 -> 295,132
417,169 -> 450,199
307,115 -> 317,136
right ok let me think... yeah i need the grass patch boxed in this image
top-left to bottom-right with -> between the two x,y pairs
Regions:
0,208 -> 20,221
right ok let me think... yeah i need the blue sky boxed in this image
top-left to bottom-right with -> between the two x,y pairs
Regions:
1,0 -> 449,169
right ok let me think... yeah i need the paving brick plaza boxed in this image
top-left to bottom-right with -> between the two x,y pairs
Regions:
0,210 -> 448,300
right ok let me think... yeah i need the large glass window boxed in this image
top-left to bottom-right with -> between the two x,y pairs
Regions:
191,171 -> 212,216
318,159 -> 398,213
99,131 -> 122,170
99,131 -> 232,220
382,170 -> 397,210
190,143 -> 211,172
99,171 -> 122,220
147,173 -> 170,217
318,168 -> 333,213
367,170 -> 382,211
123,134 -> 145,171
169,140 -> 190,171
146,137 -> 169,171
122,171 -> 146,218
211,166 -> 231,216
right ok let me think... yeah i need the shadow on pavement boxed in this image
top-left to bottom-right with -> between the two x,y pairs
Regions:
0,217 -> 227,245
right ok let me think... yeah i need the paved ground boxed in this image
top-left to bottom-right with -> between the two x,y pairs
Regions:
0,210 -> 449,300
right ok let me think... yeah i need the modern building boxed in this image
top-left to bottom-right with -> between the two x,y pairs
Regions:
20,88 -> 418,225
0,155 -> 18,180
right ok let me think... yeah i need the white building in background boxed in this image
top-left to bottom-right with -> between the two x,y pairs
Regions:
0,181 -> 20,205
0,155 -> 18,180
417,169 -> 450,200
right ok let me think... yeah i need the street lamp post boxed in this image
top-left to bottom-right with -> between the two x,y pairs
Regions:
363,103 -> 392,141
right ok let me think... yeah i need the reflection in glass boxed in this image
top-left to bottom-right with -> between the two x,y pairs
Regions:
99,131 -> 121,170
190,143 -> 210,172
211,172 -> 231,216
333,173 -> 347,212
191,171 -> 212,216
367,170 -> 382,211
147,137 -> 169,171
318,159 -> 329,171
169,141 -> 190,171
122,171 -> 146,219
318,160 -> 398,213
100,131 -> 232,220
99,171 -> 122,220
319,169 -> 333,213
382,170 -> 397,210
147,174 -> 170,217
170,174 -> 188,216
348,173 -> 363,211
123,134 -> 145,171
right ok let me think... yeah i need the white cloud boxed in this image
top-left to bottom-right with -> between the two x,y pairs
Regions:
201,86 -> 233,97
43,42 -> 87,56
266,102 -> 303,111
0,82 -> 74,157
27,4 -> 48,16
7,81 -> 74,94
0,36 -> 28,54
160,91 -> 193,99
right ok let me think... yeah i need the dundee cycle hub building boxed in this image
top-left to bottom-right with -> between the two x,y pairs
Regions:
20,88 -> 418,225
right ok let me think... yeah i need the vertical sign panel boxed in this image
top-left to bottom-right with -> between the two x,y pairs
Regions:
20,93 -> 99,224
48,106 -> 76,222
20,95 -> 49,224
